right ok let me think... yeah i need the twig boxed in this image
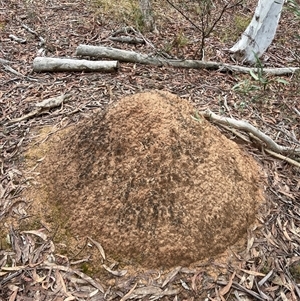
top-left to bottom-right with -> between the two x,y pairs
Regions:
6,109 -> 42,125
22,24 -> 45,46
9,34 -> 26,44
109,36 -> 145,44
264,149 -> 300,168
2,65 -> 25,77
294,107 -> 300,116
165,0 -> 202,32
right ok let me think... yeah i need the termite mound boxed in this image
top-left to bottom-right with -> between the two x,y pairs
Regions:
29,91 -> 263,269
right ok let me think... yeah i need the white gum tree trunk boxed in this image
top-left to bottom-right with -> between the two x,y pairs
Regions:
230,0 -> 285,64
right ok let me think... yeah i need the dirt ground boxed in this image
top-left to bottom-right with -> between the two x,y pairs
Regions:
1,0 -> 300,300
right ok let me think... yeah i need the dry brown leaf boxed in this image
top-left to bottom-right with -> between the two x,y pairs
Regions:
280,290 -> 289,301
258,269 -> 273,286
133,286 -> 162,295
89,289 -> 99,297
162,266 -> 181,288
88,237 -> 105,260
22,230 -> 48,241
8,289 -> 18,301
120,282 -> 137,301
264,231 -> 279,247
64,294 -> 76,301
41,263 -> 105,293
278,189 -> 295,200
240,269 -> 265,277
102,264 -> 127,276
246,236 -> 254,252
1,266 -> 26,271
161,288 -> 181,296
272,275 -> 285,286
191,272 -> 202,291
32,268 -> 46,283
219,271 -> 236,296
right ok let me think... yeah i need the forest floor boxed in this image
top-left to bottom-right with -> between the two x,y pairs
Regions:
1,0 -> 300,300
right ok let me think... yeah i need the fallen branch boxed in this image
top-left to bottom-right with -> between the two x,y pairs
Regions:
22,23 -> 45,46
265,149 -> 300,168
33,57 -> 119,72
109,36 -> 145,44
75,45 -> 299,75
110,26 -> 155,48
200,110 -> 300,164
2,64 -> 25,77
6,94 -> 72,124
210,120 -> 300,167
0,58 -> 11,65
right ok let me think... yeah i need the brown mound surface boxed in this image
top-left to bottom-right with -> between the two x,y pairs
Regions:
34,91 -> 263,269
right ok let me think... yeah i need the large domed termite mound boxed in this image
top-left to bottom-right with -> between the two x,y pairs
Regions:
36,91 -> 263,269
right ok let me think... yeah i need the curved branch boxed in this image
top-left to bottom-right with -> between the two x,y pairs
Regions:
201,109 -> 300,157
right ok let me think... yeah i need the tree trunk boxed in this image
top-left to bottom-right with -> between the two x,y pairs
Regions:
230,0 -> 284,64
138,0 -> 157,32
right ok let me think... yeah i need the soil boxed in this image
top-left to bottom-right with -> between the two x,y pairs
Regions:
28,90 -> 263,269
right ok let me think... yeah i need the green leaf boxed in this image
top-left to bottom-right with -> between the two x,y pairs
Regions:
276,78 -> 289,85
250,69 -> 259,81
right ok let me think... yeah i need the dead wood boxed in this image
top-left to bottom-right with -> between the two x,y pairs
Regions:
9,34 -> 26,44
76,45 -> 300,74
200,109 -> 300,165
6,94 -> 72,124
22,23 -> 45,46
33,57 -> 119,72
109,36 -> 145,44
2,64 -> 25,77
0,58 -> 11,65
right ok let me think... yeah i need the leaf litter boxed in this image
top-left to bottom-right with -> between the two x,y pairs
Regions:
1,0 -> 300,300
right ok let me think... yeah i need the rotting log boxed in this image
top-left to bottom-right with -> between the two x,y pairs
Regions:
75,45 -> 299,75
33,57 -> 119,72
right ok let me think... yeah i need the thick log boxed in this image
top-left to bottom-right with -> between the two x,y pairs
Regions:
33,57 -> 119,72
76,44 -> 163,66
75,45 -> 299,75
